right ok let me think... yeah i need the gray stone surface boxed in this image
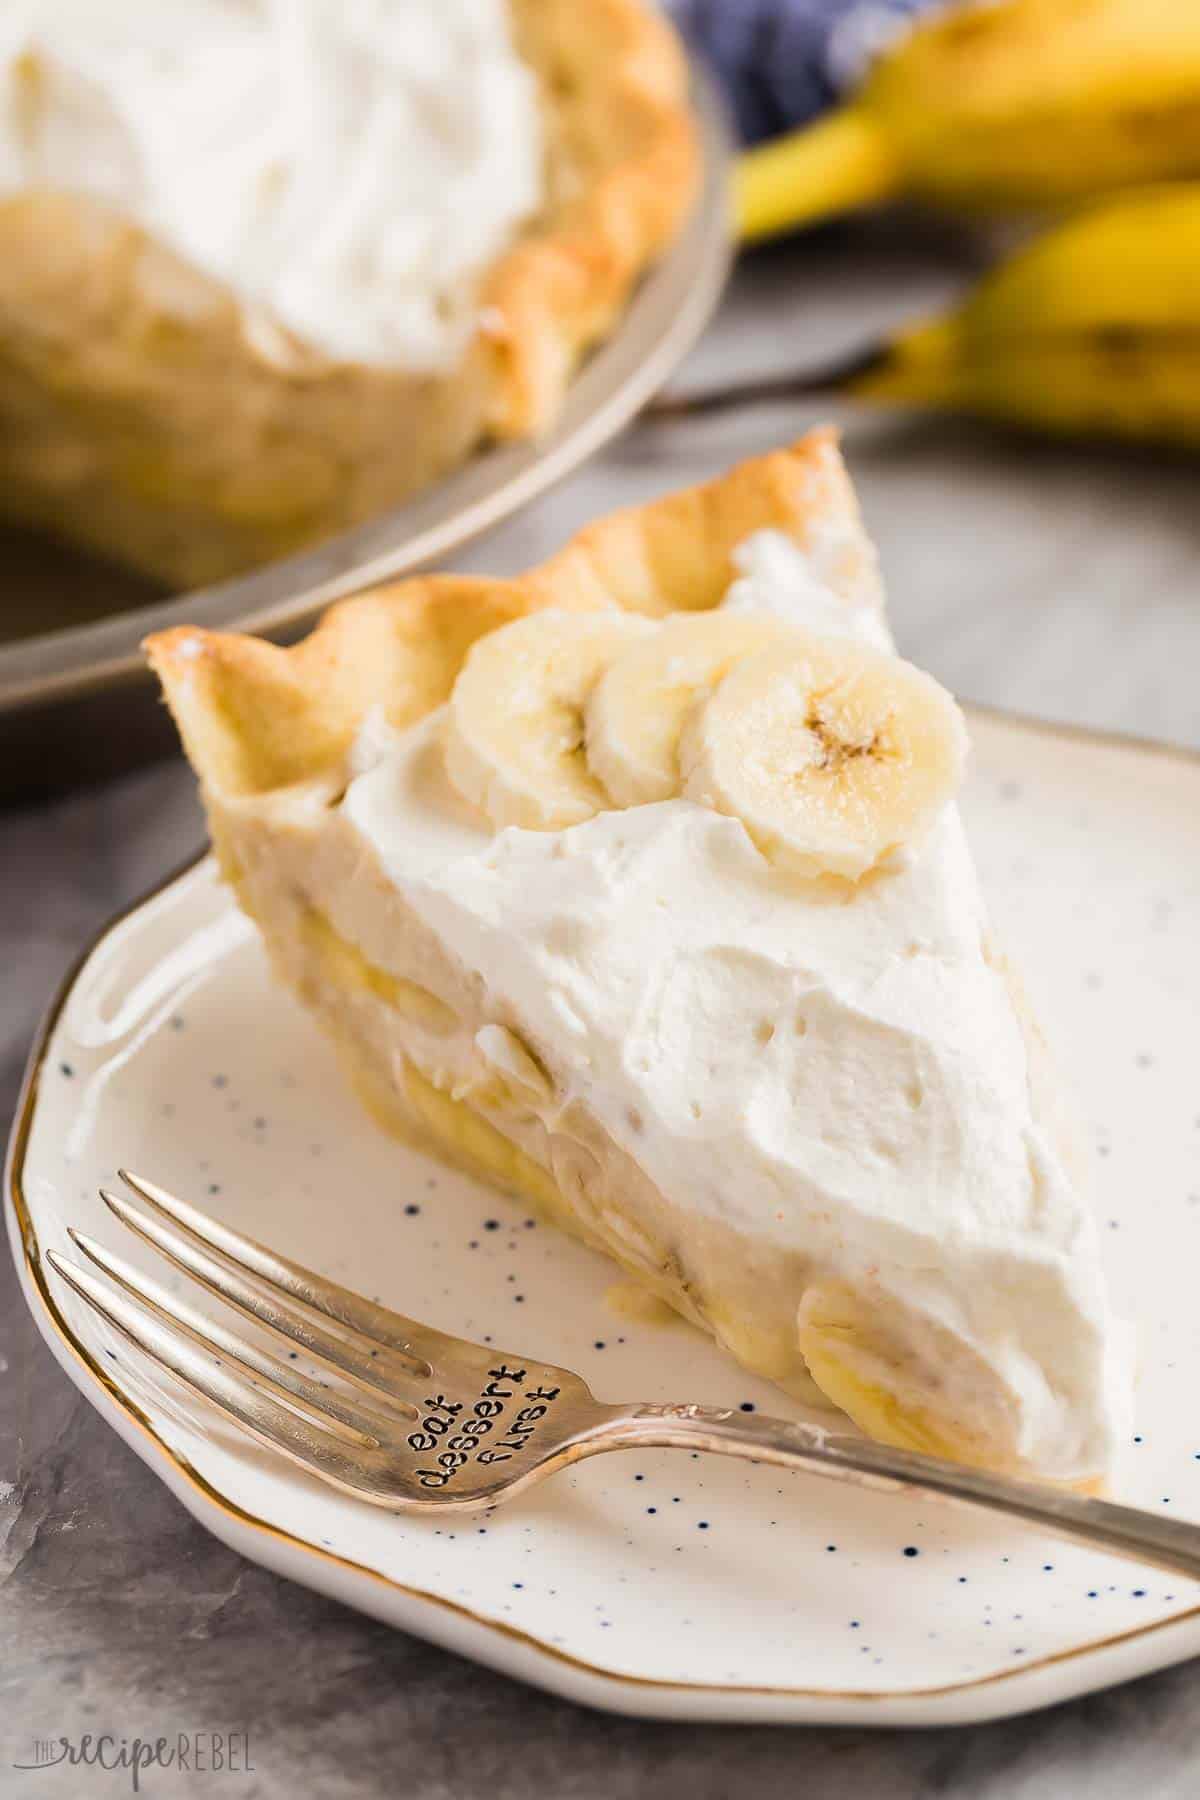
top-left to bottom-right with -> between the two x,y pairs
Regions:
3,232 -> 1200,1797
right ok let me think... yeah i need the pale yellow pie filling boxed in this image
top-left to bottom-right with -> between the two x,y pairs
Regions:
276,897 -> 1040,1471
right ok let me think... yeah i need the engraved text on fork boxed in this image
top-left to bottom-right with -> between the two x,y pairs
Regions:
409,1364 -> 563,1490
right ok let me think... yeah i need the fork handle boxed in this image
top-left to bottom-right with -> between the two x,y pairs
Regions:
606,1403 -> 1200,1582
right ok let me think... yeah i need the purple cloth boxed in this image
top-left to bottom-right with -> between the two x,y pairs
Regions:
663,0 -> 936,142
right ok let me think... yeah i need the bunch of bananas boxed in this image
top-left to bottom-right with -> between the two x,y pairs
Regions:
848,186 -> 1200,446
737,0 -> 1200,237
729,0 -> 1200,448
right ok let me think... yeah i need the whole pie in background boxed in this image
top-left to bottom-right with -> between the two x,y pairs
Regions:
0,0 -> 697,586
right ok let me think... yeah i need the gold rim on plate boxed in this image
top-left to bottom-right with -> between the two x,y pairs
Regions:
7,706 -> 1200,1719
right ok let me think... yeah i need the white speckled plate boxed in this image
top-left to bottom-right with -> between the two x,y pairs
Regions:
8,708 -> 1200,1726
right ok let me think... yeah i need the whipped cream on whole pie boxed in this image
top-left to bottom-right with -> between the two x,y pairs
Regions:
148,441 -> 1131,1484
0,0 -> 542,367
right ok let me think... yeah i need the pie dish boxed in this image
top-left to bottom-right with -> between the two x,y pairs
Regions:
0,0 -> 696,587
147,430 -> 1130,1486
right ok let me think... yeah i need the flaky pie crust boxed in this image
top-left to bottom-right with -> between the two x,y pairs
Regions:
146,431 -> 882,794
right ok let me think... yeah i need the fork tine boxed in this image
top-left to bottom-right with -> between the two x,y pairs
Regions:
47,1250 -> 387,1497
100,1184 -> 432,1404
67,1229 -> 408,1441
117,1169 -> 448,1363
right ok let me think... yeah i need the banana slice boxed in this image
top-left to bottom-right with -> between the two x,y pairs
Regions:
679,633 -> 966,879
584,611 -> 786,807
443,609 -> 652,831
796,1282 -> 999,1469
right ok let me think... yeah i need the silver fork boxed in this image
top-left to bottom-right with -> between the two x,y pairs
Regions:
46,1171 -> 1200,1582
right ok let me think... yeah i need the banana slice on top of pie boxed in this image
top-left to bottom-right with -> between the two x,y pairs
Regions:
147,431 -> 1131,1485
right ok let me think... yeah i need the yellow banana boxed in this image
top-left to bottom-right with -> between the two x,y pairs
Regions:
738,0 -> 1200,242
849,185 -> 1200,445
656,187 -> 1200,448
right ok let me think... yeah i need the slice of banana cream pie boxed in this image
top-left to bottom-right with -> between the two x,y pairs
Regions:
148,432 -> 1130,1484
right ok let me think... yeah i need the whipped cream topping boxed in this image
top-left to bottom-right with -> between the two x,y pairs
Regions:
723,528 -> 893,652
0,0 -> 542,368
337,539 -> 1128,1477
